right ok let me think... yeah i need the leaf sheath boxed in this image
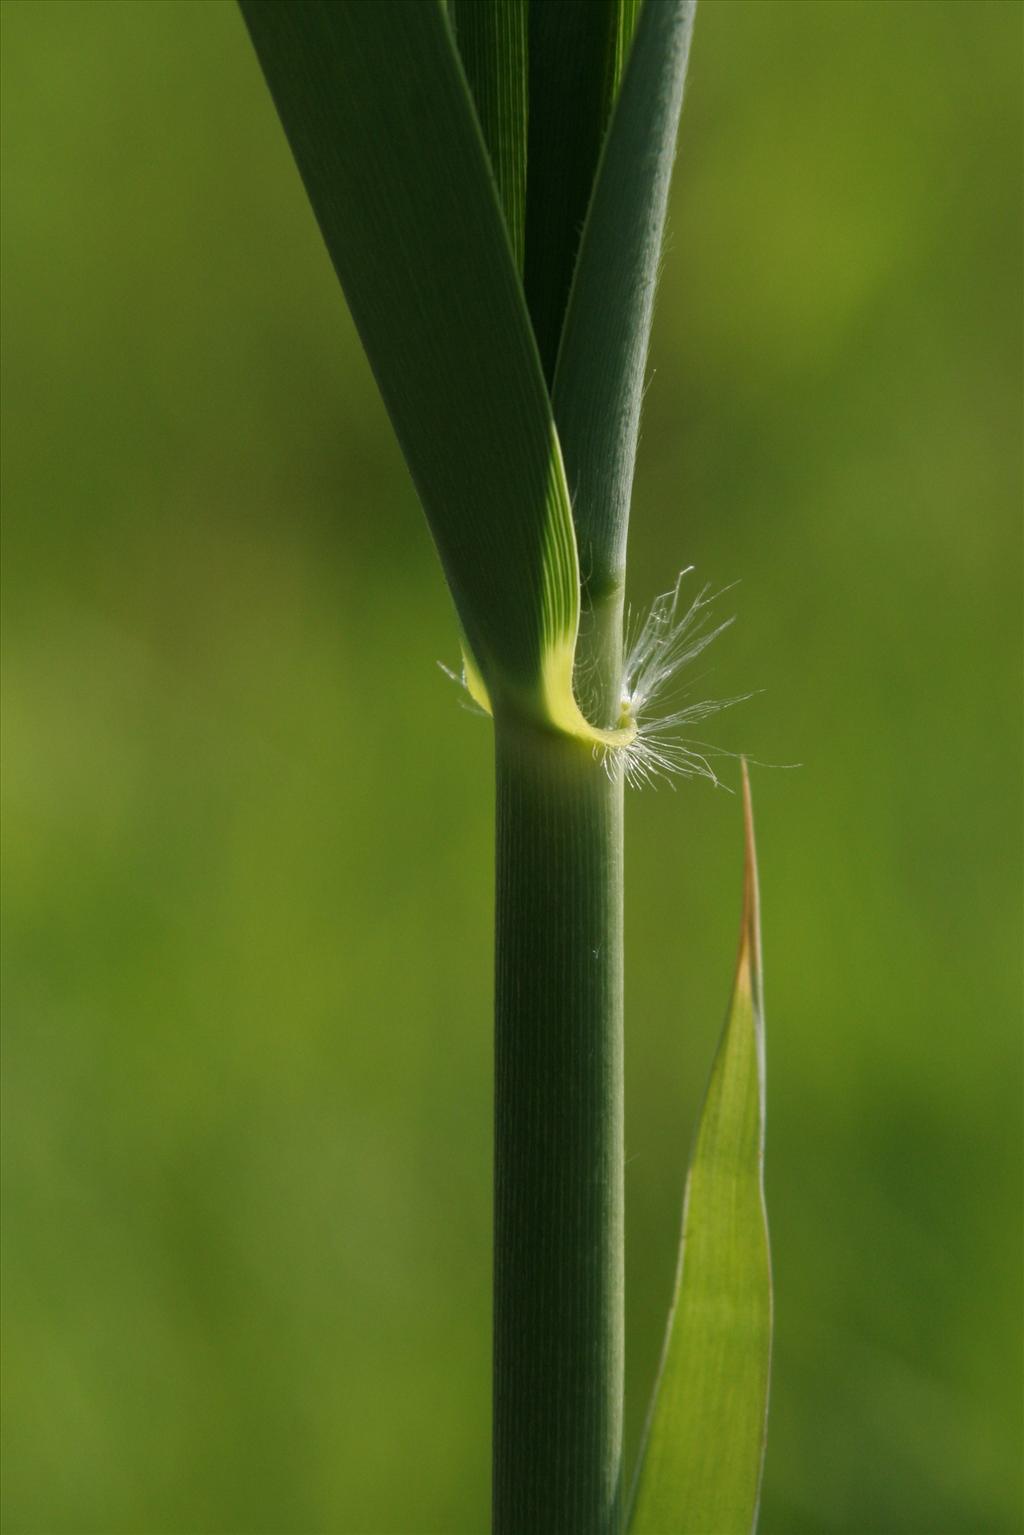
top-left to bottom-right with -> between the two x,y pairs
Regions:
555,0 -> 697,616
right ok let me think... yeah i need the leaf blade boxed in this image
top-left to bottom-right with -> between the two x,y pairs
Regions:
630,760 -> 772,1535
239,0 -> 578,716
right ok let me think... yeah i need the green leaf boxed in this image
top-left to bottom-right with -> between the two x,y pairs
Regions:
523,0 -> 642,384
630,760 -> 772,1535
448,0 -> 528,272
554,0 -> 697,598
238,0 -> 582,726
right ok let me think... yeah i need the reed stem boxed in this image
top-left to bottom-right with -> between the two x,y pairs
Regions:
492,696 -> 624,1535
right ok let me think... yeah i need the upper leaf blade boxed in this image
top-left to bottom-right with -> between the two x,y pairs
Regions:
239,0 -> 579,714
630,761 -> 772,1535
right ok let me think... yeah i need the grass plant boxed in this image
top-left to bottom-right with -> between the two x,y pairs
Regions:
240,3 -> 771,1530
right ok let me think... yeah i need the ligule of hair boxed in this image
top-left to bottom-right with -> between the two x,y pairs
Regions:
605,569 -> 751,791
440,569 -> 750,788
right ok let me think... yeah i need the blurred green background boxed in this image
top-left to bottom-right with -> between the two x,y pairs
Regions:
2,2 -> 1020,1531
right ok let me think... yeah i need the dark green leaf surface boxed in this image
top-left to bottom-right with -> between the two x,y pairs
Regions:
239,0 -> 578,712
630,762 -> 772,1535
449,0 -> 529,272
554,0 -> 697,597
523,0 -> 642,385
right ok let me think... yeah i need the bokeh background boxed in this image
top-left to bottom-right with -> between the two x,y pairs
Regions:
3,2 -> 1021,1531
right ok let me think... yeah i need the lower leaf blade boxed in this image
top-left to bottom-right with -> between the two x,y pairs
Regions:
630,761 -> 772,1535
238,0 -> 580,719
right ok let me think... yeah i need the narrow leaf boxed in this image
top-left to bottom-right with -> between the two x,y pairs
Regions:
448,0 -> 528,272
554,0 -> 696,596
630,760 -> 772,1535
523,0 -> 642,384
239,0 -> 579,719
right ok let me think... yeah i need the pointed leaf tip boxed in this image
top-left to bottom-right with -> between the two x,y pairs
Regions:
739,757 -> 764,1028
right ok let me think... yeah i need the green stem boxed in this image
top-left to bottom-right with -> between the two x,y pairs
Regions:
576,578 -> 628,728
492,707 -> 624,1534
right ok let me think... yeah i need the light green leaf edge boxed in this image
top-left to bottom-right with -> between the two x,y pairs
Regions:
611,0 -> 646,96
630,760 -> 772,1535
239,0 -> 627,745
554,0 -> 697,599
